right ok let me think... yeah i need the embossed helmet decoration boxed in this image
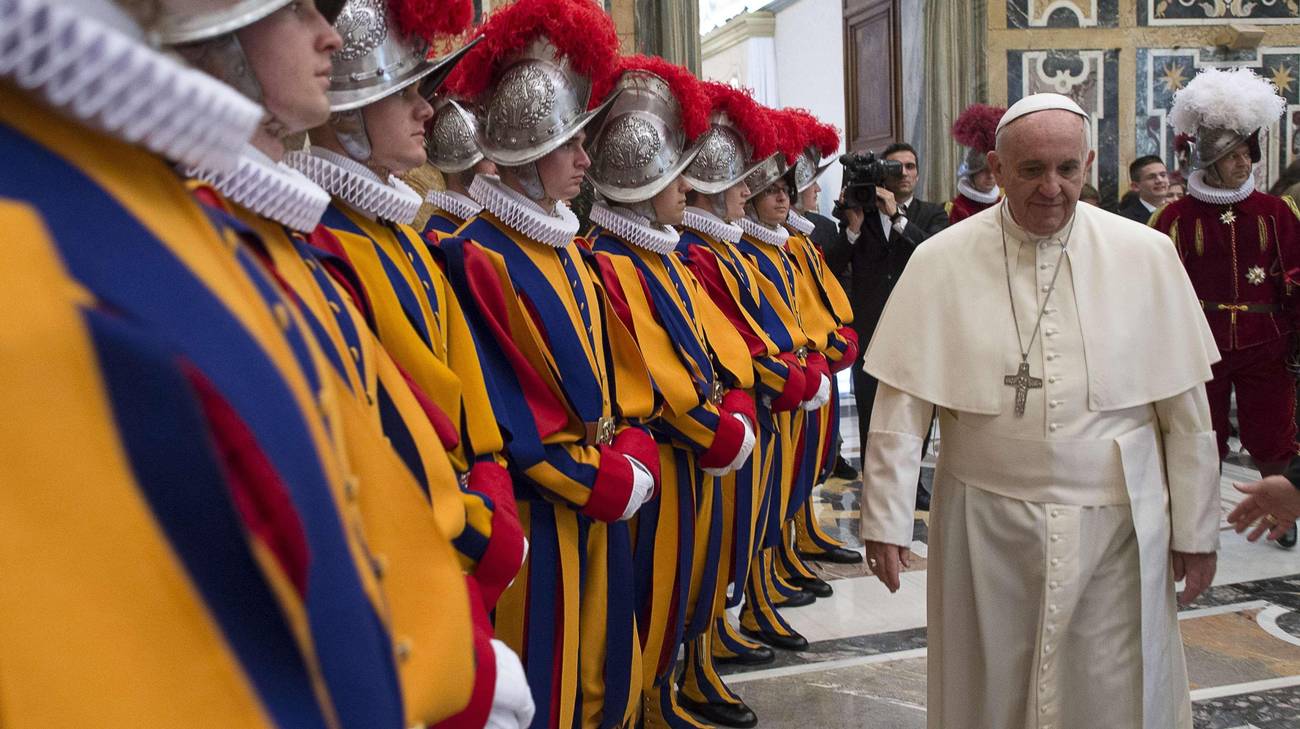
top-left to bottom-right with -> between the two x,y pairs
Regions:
1169,67 -> 1286,170
785,109 -> 840,195
684,81 -> 777,196
426,96 -> 484,173
156,0 -> 348,101
584,55 -> 711,204
951,103 -> 1004,179
443,0 -> 622,168
743,106 -> 801,201
326,0 -> 475,160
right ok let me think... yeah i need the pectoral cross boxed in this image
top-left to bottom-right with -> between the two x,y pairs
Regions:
1004,360 -> 1042,417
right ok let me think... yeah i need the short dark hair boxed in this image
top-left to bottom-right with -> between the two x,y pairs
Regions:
1128,155 -> 1165,182
882,142 -> 917,161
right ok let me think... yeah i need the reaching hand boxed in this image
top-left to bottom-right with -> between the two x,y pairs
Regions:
1171,551 -> 1216,606
844,204 -> 865,234
1227,476 -> 1300,541
864,540 -> 912,593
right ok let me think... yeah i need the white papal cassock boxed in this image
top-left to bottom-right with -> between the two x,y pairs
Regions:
860,200 -> 1222,729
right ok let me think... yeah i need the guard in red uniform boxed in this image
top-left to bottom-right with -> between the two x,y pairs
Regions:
945,103 -> 1004,224
1152,67 -> 1300,547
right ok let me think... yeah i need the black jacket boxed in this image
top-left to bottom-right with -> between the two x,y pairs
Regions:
823,198 -> 949,348
1118,197 -> 1158,225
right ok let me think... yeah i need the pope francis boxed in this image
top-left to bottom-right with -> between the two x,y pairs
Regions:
859,93 -> 1222,729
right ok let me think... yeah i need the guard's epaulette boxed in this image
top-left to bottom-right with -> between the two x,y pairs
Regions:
1281,194 -> 1300,223
944,199 -> 954,216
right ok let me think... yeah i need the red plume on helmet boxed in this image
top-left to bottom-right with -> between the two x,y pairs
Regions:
592,55 -> 712,141
702,81 -> 776,161
393,0 -> 474,40
951,103 -> 1005,153
768,108 -> 805,165
784,108 -> 839,157
443,0 -> 619,103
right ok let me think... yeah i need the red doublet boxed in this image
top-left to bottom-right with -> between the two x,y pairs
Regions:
946,193 -> 996,225
1153,191 -> 1300,352
1154,191 -> 1300,464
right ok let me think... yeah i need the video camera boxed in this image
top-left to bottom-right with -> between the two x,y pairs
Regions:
836,150 -> 904,211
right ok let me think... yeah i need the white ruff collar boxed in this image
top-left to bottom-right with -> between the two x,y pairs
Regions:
1188,168 -> 1255,206
786,210 -> 816,235
590,203 -> 680,255
682,207 -> 743,244
425,188 -> 483,222
957,177 -> 1001,204
285,147 -> 422,225
469,174 -> 579,248
0,0 -> 261,173
186,144 -> 331,233
738,216 -> 791,247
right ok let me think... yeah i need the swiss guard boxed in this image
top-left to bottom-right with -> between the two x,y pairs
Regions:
1152,67 -> 1300,548
1,0 -> 475,726
945,103 -> 1004,224
584,55 -> 759,729
423,95 -> 498,236
438,0 -> 661,726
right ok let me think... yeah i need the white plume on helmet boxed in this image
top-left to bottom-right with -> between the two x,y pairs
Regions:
1169,67 -> 1285,136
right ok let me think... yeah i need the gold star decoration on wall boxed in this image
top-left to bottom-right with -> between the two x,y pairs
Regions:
1271,64 -> 1295,94
1161,62 -> 1188,93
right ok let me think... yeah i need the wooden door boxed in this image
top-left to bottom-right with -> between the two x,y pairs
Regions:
843,0 -> 902,154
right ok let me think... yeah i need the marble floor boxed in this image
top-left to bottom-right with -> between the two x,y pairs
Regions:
723,381 -> 1300,728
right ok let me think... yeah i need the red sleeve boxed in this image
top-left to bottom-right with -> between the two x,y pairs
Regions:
465,460 -> 525,610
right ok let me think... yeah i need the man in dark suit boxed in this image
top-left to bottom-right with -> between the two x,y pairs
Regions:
1118,154 -> 1170,224
823,142 -> 948,501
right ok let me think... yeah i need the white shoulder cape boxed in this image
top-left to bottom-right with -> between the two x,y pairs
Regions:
863,201 -> 1220,415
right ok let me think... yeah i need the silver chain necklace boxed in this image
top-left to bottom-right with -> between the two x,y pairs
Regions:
999,202 -> 1076,416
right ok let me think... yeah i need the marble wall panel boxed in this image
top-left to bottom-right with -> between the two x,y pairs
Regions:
1007,0 -> 1119,28
1136,46 -> 1300,182
1007,48 -> 1121,202
1139,0 -> 1300,26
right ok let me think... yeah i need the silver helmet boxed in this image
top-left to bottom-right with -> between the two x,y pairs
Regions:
427,97 -> 484,173
1192,127 -> 1261,170
585,70 -> 702,204
743,153 -> 789,202
479,38 -> 620,168
791,147 -> 833,194
956,145 -> 988,180
326,0 -> 476,112
156,0 -> 344,101
683,111 -> 767,196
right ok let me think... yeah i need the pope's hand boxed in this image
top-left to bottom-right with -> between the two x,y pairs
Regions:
1227,476 -> 1300,540
865,540 -> 911,593
1172,551 -> 1216,606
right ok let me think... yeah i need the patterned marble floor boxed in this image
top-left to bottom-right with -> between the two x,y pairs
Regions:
726,381 -> 1300,728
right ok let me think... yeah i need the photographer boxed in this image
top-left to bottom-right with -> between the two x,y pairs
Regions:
824,142 -> 947,499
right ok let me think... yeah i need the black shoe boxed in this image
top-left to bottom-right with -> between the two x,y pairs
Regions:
740,626 -> 808,651
680,697 -> 758,729
1277,524 -> 1297,549
799,546 -> 863,564
790,575 -> 833,597
831,455 -> 859,481
774,589 -> 816,608
715,644 -> 775,666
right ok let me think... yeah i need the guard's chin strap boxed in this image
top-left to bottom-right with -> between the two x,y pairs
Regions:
331,109 -> 373,162
508,162 -> 546,202
705,191 -> 729,221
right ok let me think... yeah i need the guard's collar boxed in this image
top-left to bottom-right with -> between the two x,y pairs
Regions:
591,203 -> 680,255
957,177 -> 1001,204
285,147 -> 422,225
426,188 -> 483,223
185,144 -> 331,233
1188,168 -> 1254,206
682,207 -> 743,243
737,216 -> 790,247
786,210 -> 816,235
469,174 -> 579,248
1,0 -> 262,174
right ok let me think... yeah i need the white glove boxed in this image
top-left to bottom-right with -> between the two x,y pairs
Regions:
800,373 -> 831,411
485,639 -> 534,729
702,413 -> 756,476
506,538 -> 529,590
619,454 -> 655,521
